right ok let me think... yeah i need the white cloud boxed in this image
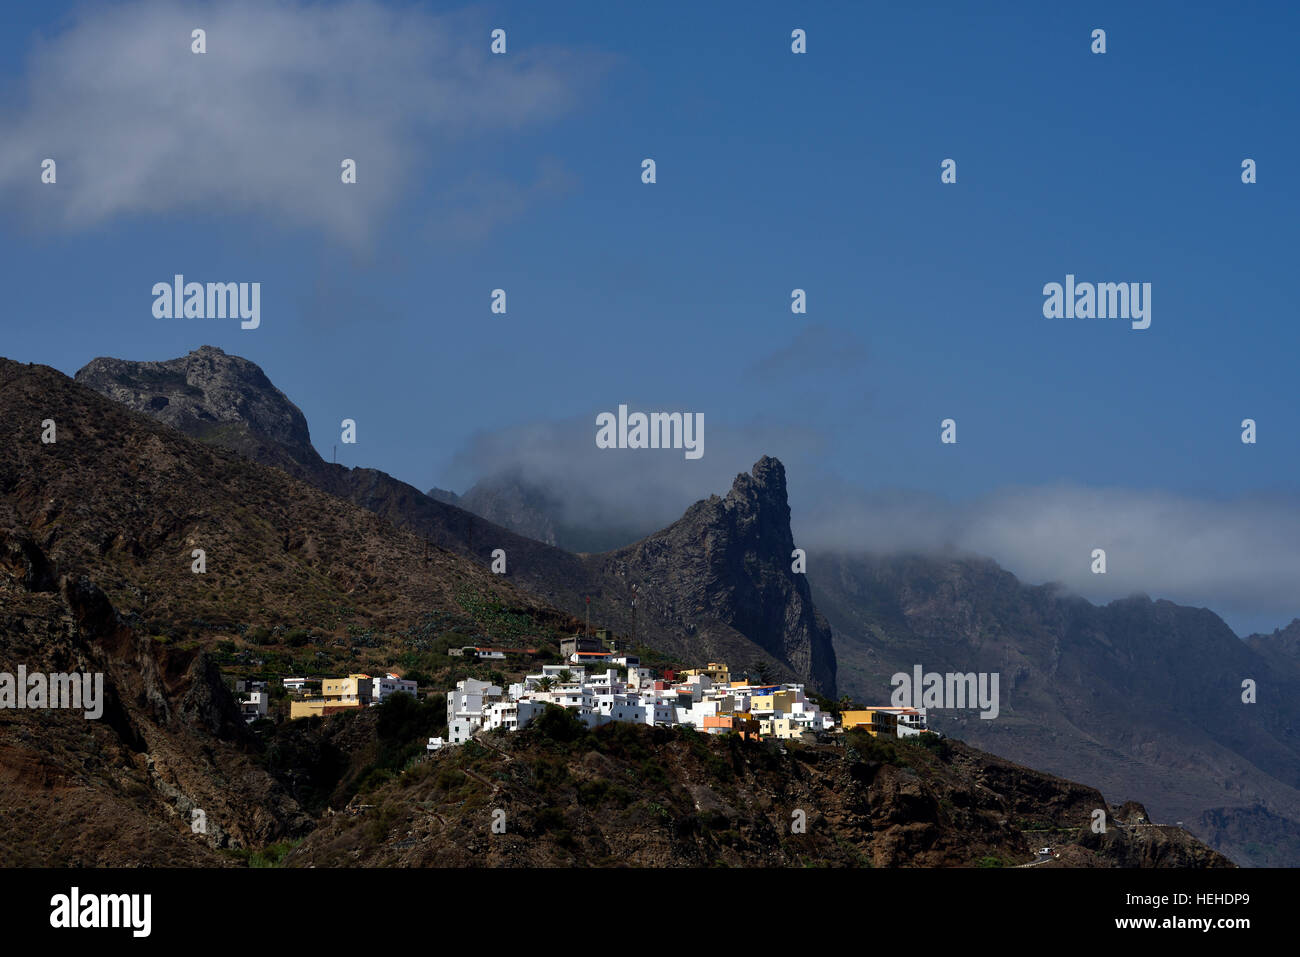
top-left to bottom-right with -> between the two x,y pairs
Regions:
440,413 -> 826,536
0,0 -> 599,242
798,483 -> 1300,636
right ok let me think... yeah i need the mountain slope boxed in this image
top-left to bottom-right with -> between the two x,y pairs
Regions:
811,550 -> 1300,867
0,549 -> 309,865
0,357 -> 596,863
286,715 -> 1230,869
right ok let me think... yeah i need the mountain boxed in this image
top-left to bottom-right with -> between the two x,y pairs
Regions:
1,355 -> 1221,868
0,357 -> 574,863
811,551 -> 1300,867
447,471 -> 561,547
1245,619 -> 1300,679
426,487 -> 461,506
432,473 -> 655,553
76,345 -> 322,478
285,717 -> 1230,868
76,347 -> 834,693
585,457 -> 835,692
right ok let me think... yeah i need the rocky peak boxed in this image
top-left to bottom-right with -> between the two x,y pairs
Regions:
608,456 -> 837,693
732,454 -> 788,503
75,346 -> 321,470
719,456 -> 793,540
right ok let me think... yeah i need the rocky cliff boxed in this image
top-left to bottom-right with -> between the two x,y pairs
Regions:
586,457 -> 836,692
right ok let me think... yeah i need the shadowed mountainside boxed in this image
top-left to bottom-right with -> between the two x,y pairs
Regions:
812,551 -> 1300,867
281,715 -> 1232,869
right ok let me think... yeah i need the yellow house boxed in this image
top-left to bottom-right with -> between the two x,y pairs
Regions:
751,690 -> 796,714
841,708 -> 898,736
760,716 -> 815,741
841,707 -> 926,737
680,662 -> 730,684
290,674 -> 373,719
841,709 -> 873,731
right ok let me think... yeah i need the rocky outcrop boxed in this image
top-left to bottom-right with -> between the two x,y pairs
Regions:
589,457 -> 836,692
1245,618 -> 1300,677
76,345 -> 320,475
0,534 -> 312,864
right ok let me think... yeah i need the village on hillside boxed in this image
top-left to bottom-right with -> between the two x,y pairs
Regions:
230,628 -> 933,749
432,658 -> 931,751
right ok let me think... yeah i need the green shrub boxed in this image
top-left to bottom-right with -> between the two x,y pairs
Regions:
532,704 -> 586,744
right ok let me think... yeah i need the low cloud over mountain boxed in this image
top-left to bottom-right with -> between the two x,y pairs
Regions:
434,417 -> 1300,637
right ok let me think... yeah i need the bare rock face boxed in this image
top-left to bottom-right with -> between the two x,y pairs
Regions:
76,345 -> 320,473
595,457 -> 837,693
425,487 -> 461,506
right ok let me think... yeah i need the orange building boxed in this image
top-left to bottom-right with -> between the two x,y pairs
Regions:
702,712 -> 761,739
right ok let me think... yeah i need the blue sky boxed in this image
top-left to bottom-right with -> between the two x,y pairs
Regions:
1,1 -> 1297,634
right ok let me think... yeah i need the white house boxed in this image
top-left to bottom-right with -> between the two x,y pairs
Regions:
447,678 -> 504,744
482,699 -> 545,733
437,667 -> 834,748
372,673 -> 418,703
238,690 -> 269,722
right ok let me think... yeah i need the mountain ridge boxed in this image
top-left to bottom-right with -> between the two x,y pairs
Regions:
75,347 -> 835,693
812,550 -> 1300,867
